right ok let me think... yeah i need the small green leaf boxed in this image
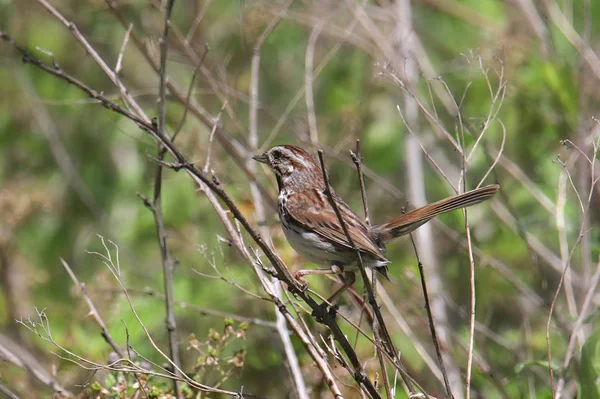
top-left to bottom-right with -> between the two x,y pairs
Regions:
90,381 -> 102,391
515,360 -> 561,374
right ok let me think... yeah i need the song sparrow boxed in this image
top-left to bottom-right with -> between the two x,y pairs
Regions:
254,145 -> 499,295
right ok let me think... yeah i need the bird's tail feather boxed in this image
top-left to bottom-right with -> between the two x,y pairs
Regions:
373,184 -> 499,243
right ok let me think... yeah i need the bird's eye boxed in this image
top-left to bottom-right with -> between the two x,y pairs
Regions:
272,150 -> 282,160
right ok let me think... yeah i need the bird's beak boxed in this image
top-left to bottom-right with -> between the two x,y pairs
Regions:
252,152 -> 269,164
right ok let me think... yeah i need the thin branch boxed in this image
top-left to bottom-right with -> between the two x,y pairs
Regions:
371,271 -> 393,399
152,1 -> 181,395
350,139 -> 370,225
463,192 -> 477,399
551,136 -> 599,399
172,43 -> 209,142
407,236 -> 453,398
60,258 -> 124,356
0,381 -> 20,399
115,23 -> 132,75
0,333 -> 72,397
204,102 -> 226,172
35,0 -> 149,122
305,21 -> 323,145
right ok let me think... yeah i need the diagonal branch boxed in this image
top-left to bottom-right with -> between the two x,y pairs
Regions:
60,258 -> 123,357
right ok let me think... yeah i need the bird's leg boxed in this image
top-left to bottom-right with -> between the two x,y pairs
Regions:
294,268 -> 339,291
327,270 -> 356,304
295,264 -> 356,307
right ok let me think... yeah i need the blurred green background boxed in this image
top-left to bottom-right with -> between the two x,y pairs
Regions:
1,0 -> 599,398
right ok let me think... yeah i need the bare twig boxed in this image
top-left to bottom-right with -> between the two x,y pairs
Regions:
35,0 -> 149,122
172,43 -> 209,141
146,2 -> 181,396
0,381 -> 19,399
305,21 -> 323,146
370,271 -> 393,399
350,139 -> 370,225
463,190 -> 477,399
60,258 -> 124,356
552,134 -> 599,399
16,70 -> 102,220
204,102 -> 226,172
115,23 -> 132,75
0,333 -> 72,397
407,235 -> 453,398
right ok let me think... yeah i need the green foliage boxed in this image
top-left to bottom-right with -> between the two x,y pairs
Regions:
72,319 -> 247,399
579,327 -> 600,399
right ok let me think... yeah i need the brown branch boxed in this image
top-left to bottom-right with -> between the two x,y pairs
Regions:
407,236 -> 453,398
0,333 -> 72,397
171,43 -> 209,142
305,21 -> 322,145
151,1 -> 182,395
60,258 -> 149,397
350,141 -> 389,395
60,258 -> 123,356
350,139 -> 370,225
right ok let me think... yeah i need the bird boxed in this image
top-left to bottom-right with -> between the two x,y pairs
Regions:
253,144 -> 499,299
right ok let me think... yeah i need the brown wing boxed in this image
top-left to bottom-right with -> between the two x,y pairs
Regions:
285,189 -> 388,262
